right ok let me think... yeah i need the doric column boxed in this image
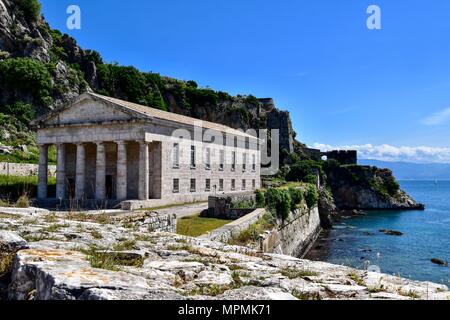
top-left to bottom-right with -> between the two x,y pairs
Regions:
56,144 -> 66,199
138,141 -> 149,200
37,144 -> 48,199
95,142 -> 106,201
116,141 -> 127,201
75,143 -> 86,200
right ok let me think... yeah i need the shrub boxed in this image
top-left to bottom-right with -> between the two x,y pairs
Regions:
228,213 -> 275,246
288,187 -> 303,211
3,102 -> 35,125
255,190 -> 266,208
384,175 -> 400,196
0,58 -> 53,107
267,188 -> 291,220
304,185 -> 319,209
17,0 -> 42,22
15,195 -> 30,208
286,160 -> 323,183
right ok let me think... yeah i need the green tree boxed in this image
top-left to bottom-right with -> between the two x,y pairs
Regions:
0,58 -> 53,107
3,102 -> 35,125
17,0 -> 42,22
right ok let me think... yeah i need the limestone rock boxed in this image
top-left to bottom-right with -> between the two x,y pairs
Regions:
0,231 -> 28,252
1,211 -> 449,300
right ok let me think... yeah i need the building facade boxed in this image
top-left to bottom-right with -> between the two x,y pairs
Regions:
31,93 -> 261,207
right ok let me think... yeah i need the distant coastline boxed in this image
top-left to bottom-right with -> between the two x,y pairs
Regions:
359,159 -> 450,181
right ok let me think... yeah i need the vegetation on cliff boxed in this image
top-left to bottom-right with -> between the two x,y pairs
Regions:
1,0 -> 293,156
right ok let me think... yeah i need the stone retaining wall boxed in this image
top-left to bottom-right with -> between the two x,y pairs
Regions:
200,208 -> 266,243
260,205 -> 321,258
0,162 -> 56,177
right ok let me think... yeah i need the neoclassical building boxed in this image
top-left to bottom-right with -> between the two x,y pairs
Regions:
31,93 -> 261,208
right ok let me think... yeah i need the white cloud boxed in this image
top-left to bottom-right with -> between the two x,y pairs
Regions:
312,143 -> 450,164
422,107 -> 450,126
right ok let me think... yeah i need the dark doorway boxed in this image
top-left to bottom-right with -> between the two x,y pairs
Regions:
67,178 -> 75,199
106,175 -> 114,199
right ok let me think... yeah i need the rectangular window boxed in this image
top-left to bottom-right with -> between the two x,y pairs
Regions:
173,179 -> 180,193
231,151 -> 236,172
190,179 -> 196,192
219,150 -> 225,171
173,143 -> 180,168
205,148 -> 211,170
219,179 -> 224,191
252,154 -> 256,171
231,179 -> 236,191
242,179 -> 246,190
205,179 -> 211,192
243,153 -> 247,172
252,179 -> 256,190
190,145 -> 196,169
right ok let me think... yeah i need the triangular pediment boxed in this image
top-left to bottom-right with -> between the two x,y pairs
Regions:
34,94 -> 145,127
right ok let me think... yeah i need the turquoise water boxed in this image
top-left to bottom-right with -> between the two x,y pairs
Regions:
307,181 -> 450,284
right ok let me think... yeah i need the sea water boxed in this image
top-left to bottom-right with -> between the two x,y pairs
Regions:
306,181 -> 450,284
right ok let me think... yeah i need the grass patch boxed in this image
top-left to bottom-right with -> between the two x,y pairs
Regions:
41,223 -> 68,233
81,245 -> 120,271
15,195 -> 30,208
281,267 -> 318,279
134,234 -> 154,242
0,213 -> 19,219
367,285 -> 385,293
113,239 -> 137,251
20,233 -> 58,242
0,175 -> 56,200
292,290 -> 321,300
90,229 -> 103,240
176,214 -> 232,237
398,289 -> 420,299
65,212 -> 112,225
348,272 -> 365,286
139,201 -> 207,212
228,213 -> 276,246
81,245 -> 144,271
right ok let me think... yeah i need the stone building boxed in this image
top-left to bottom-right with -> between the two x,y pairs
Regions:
31,93 -> 261,209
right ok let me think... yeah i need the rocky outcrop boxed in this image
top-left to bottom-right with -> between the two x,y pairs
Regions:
317,187 -> 338,229
324,164 -> 424,211
0,209 -> 448,300
0,0 -> 51,63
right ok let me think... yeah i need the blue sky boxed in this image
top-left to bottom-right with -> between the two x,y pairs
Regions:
39,0 -> 450,162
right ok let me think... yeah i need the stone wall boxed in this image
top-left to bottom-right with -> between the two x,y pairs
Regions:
200,208 -> 267,243
206,192 -> 257,219
260,205 -> 321,258
324,150 -> 357,165
0,162 -> 56,177
143,212 -> 177,233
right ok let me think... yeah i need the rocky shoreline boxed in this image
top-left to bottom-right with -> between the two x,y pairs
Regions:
0,209 -> 449,300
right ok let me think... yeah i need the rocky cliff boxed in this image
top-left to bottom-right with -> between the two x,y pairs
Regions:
323,163 -> 424,211
0,0 -> 295,157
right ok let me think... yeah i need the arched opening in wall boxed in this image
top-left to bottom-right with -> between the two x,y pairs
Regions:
321,155 -> 328,161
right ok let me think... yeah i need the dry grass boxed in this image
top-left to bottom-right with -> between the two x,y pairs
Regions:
177,214 -> 232,237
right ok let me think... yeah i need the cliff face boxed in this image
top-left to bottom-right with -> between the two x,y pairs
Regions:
0,0 -> 295,156
324,164 -> 424,211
